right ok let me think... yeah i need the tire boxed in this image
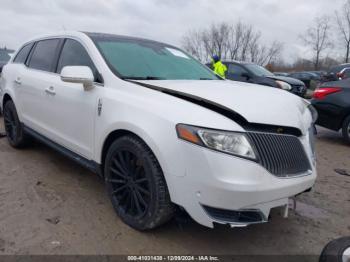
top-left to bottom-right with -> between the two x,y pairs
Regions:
104,135 -> 175,231
319,237 -> 350,262
342,115 -> 350,144
3,100 -> 28,148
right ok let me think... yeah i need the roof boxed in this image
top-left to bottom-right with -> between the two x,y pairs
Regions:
84,32 -> 176,48
18,31 -> 177,50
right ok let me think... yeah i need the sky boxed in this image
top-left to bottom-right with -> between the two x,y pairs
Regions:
0,0 -> 345,62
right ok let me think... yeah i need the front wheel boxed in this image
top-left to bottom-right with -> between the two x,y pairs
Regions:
104,135 -> 175,231
341,115 -> 350,144
319,237 -> 350,262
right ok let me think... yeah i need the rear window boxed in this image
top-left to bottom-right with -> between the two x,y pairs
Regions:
13,43 -> 34,64
28,39 -> 60,72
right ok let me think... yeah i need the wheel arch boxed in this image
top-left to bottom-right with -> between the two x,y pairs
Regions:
99,127 -> 169,180
100,129 -> 136,171
2,93 -> 13,109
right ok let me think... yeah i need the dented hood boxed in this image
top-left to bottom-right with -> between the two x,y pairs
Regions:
136,80 -> 310,133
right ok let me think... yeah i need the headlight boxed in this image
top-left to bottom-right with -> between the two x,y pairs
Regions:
276,80 -> 292,91
176,124 -> 257,160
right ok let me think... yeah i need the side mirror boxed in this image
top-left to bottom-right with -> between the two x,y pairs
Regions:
60,66 -> 94,91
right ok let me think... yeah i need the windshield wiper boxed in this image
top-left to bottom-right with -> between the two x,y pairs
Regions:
200,78 -> 215,80
121,76 -> 165,80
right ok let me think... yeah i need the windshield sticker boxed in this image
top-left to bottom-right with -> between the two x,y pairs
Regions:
166,48 -> 190,59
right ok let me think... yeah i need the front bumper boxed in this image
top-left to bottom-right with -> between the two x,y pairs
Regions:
168,134 -> 317,228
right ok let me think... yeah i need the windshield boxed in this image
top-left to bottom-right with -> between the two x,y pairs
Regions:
92,36 -> 219,80
245,64 -> 274,77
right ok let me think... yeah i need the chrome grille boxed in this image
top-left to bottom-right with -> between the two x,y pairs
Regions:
247,132 -> 311,177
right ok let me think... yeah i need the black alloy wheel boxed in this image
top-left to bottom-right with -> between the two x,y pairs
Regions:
108,149 -> 150,219
104,135 -> 174,230
3,100 -> 27,147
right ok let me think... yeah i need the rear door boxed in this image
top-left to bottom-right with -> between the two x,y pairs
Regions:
5,43 -> 34,114
19,39 -> 62,135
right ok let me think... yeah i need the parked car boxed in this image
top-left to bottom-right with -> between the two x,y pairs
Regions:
207,61 -> 307,97
323,63 -> 350,82
336,67 -> 350,80
288,72 -> 320,90
0,32 -> 317,230
311,79 -> 350,143
309,71 -> 326,78
274,72 -> 289,77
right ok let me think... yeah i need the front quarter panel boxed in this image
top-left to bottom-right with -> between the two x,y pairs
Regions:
93,81 -> 245,202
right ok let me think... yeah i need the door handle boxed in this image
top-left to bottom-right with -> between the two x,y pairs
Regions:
45,86 -> 56,95
14,77 -> 22,85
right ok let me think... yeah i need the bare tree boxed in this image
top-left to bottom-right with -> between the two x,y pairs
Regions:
201,23 -> 230,60
182,21 -> 283,66
300,16 -> 333,70
335,0 -> 350,63
239,24 -> 255,61
227,22 -> 244,60
182,29 -> 207,62
265,41 -> 284,65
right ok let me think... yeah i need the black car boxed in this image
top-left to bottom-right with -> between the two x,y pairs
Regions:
273,72 -> 289,77
288,71 -> 320,89
207,61 -> 307,97
311,79 -> 350,143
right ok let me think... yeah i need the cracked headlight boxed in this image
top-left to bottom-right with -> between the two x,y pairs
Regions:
176,124 -> 257,160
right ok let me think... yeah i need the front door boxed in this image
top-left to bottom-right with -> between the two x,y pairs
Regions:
41,38 -> 101,159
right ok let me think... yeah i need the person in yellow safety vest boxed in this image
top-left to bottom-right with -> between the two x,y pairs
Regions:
212,55 -> 227,79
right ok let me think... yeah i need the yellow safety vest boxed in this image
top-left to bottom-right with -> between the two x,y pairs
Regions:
213,61 -> 227,78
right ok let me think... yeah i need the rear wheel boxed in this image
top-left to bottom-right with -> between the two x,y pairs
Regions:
104,135 -> 175,230
3,100 -> 28,148
341,115 -> 350,144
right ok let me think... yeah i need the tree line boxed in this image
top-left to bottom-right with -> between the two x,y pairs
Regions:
182,22 -> 283,66
182,0 -> 350,71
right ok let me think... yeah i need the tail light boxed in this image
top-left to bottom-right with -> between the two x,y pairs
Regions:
313,87 -> 342,99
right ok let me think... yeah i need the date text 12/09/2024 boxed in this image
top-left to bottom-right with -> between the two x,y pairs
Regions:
127,256 -> 219,261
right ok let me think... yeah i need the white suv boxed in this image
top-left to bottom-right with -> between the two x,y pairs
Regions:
0,32 -> 317,230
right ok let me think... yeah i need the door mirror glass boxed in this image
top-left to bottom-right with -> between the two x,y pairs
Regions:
60,66 -> 94,91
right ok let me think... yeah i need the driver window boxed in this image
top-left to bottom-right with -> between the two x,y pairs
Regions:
57,39 -> 99,82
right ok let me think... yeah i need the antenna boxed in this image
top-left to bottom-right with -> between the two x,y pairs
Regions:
62,25 -> 66,31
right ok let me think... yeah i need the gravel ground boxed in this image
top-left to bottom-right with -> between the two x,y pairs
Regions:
0,118 -> 349,256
